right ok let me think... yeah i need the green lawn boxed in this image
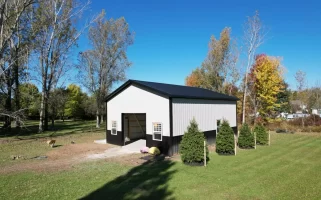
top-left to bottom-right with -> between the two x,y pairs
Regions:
1,127 -> 321,199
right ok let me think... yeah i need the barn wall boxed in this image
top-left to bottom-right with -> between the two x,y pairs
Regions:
107,85 -> 170,137
172,98 -> 237,137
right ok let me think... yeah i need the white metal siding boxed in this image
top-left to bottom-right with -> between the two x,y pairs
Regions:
172,98 -> 236,136
107,85 -> 170,136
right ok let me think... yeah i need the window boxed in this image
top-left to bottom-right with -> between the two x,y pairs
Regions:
111,121 -> 117,135
153,123 -> 162,141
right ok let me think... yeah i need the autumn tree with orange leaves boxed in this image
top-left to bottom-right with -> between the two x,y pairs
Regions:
185,27 -> 239,95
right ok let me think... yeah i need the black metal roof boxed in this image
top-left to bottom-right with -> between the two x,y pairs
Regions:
105,79 -> 239,102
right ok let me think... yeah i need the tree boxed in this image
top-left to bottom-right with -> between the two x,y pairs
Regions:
216,120 -> 235,155
248,54 -> 284,122
65,84 -> 83,119
185,27 -> 239,94
0,0 -> 35,130
19,83 -> 40,117
242,11 -> 267,124
77,10 -> 134,128
238,123 -> 255,149
275,82 -> 291,115
48,87 -> 68,127
179,118 -> 208,164
32,0 -> 90,132
185,67 -> 203,87
295,70 -> 307,127
254,124 -> 268,145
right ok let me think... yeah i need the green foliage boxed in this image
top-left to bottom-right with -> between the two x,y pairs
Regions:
180,119 -> 209,163
65,84 -> 84,118
254,124 -> 268,145
238,123 -> 255,149
275,82 -> 291,114
19,83 -> 40,116
216,120 -> 235,155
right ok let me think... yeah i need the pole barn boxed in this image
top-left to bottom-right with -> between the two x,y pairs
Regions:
106,80 -> 238,156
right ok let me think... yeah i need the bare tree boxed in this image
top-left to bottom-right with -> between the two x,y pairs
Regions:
241,11 -> 267,124
32,0 -> 91,132
295,70 -> 307,127
77,10 -> 134,128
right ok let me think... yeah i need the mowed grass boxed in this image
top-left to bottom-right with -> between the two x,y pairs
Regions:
1,130 -> 321,199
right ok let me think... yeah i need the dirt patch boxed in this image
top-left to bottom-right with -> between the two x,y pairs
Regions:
0,142 -> 113,174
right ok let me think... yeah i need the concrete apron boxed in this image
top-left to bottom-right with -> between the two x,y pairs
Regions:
88,139 -> 146,160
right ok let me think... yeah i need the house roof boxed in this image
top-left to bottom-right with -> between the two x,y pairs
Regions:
105,79 -> 239,102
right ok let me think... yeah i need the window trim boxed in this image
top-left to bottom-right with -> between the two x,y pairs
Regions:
111,120 -> 117,135
152,122 -> 163,141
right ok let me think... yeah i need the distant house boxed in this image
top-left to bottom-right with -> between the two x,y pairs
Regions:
105,80 -> 238,156
311,108 -> 321,116
290,100 -> 307,113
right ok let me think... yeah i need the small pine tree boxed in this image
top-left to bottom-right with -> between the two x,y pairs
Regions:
238,123 -> 255,149
254,124 -> 268,145
180,119 -> 209,163
216,120 -> 235,155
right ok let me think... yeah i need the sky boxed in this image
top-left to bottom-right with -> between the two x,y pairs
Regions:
76,0 -> 321,91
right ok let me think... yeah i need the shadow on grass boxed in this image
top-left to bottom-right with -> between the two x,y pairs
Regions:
0,120 -> 102,139
80,160 -> 176,200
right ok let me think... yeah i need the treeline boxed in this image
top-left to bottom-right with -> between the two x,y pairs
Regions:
16,83 -> 96,121
0,0 -> 134,133
185,11 -> 319,125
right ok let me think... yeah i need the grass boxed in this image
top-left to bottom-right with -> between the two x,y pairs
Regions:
1,125 -> 321,199
0,120 -> 103,139
0,120 -> 105,168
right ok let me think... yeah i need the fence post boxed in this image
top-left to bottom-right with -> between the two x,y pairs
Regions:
254,131 -> 256,149
234,134 -> 237,156
268,130 -> 271,146
204,140 -> 207,167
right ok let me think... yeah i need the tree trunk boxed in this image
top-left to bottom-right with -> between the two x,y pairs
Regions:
14,56 -> 20,129
101,114 -> 104,123
242,89 -> 247,124
96,111 -> 100,128
242,54 -> 252,124
39,75 -> 47,132
39,89 -> 45,132
44,95 -> 49,130
4,83 -> 12,131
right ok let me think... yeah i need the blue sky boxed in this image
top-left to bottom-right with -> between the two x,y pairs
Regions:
76,0 -> 321,91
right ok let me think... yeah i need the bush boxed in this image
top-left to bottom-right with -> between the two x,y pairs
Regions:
288,115 -> 321,127
254,124 -> 269,145
238,123 -> 255,149
216,120 -> 235,155
180,119 -> 209,164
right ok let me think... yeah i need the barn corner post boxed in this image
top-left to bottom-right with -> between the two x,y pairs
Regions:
169,97 -> 174,157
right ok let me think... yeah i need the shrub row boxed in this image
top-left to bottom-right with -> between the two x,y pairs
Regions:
180,119 -> 270,164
